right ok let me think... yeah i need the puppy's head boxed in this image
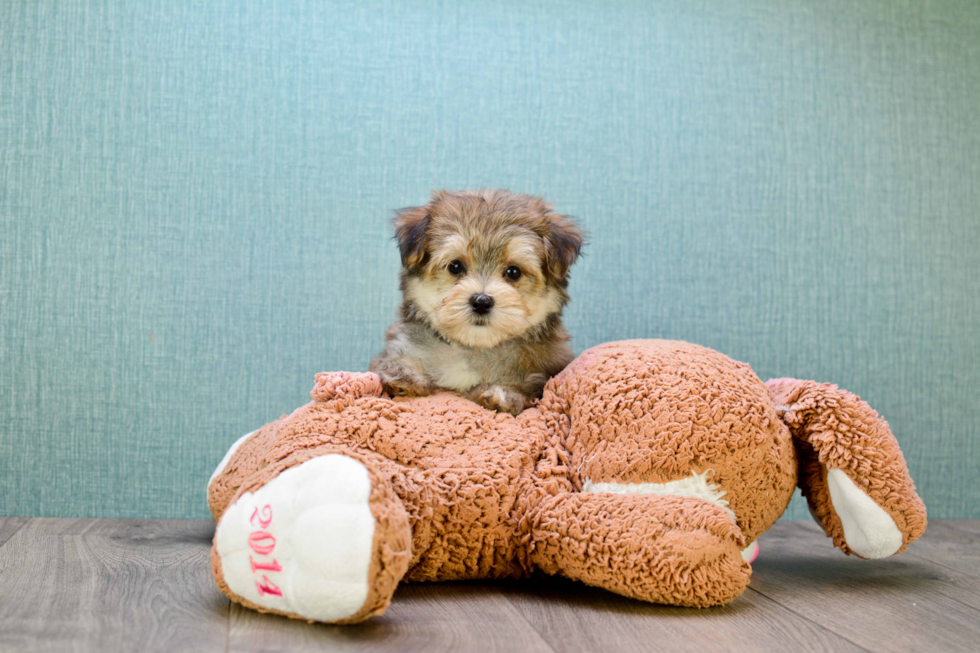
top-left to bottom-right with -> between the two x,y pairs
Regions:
394,189 -> 583,349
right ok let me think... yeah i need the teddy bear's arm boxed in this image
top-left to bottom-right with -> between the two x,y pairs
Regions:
526,490 -> 751,607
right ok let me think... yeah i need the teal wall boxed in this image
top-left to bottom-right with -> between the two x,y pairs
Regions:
2,0 -> 978,520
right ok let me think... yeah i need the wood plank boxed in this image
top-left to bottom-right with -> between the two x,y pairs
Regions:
2,518 -> 978,652
0,517 -> 29,549
229,581 -> 555,653
0,518 -> 228,653
750,521 -> 980,653
905,520 -> 980,579
503,575 -> 866,653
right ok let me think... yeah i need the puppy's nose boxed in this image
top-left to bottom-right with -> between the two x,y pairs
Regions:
469,294 -> 494,315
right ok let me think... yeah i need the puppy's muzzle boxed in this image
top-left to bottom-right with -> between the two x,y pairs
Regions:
469,294 -> 494,316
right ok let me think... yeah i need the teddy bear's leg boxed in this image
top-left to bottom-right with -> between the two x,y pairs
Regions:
767,378 -> 927,559
211,448 -> 412,624
208,418 -> 283,521
527,491 -> 751,607
209,372 -> 386,522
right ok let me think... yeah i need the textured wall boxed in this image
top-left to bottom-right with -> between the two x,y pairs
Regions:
2,0 -> 978,520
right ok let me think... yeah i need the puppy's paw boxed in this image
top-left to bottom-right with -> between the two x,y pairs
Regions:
469,385 -> 528,415
375,368 -> 435,398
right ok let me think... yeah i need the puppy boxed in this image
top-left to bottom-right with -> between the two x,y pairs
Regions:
370,189 -> 584,415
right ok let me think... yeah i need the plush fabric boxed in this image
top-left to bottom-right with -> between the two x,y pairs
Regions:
768,378 -> 927,557
208,340 -> 926,623
2,0 -> 978,522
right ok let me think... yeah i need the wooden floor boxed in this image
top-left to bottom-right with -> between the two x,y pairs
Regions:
0,518 -> 977,653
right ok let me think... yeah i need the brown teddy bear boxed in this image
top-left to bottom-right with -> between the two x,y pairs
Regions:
207,339 -> 927,624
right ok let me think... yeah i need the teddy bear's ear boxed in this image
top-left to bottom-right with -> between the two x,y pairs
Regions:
393,205 -> 431,270
544,214 -> 584,281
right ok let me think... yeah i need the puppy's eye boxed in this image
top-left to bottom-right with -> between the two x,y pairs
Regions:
504,266 -> 522,281
448,260 -> 466,275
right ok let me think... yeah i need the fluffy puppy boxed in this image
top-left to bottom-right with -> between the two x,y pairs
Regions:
370,189 -> 584,415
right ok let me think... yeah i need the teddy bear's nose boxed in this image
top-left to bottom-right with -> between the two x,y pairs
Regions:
469,294 -> 494,315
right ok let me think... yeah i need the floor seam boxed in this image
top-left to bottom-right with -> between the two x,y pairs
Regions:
225,599 -> 232,653
893,563 -> 980,617
499,586 -> 562,653
745,586 -> 874,653
904,551 -> 980,582
0,517 -> 31,550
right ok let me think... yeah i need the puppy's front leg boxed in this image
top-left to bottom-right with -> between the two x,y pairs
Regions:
467,384 -> 530,416
369,352 -> 435,398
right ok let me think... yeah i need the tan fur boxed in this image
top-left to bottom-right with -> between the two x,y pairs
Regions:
766,378 -> 927,557
371,189 -> 584,414
210,340 -> 927,623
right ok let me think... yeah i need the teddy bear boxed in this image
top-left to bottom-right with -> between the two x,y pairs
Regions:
207,339 -> 927,624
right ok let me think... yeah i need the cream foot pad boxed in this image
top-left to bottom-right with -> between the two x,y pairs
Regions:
826,467 -> 903,559
214,454 -> 376,622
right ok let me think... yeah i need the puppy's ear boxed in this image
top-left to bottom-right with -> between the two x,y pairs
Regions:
393,205 -> 431,270
544,215 -> 584,281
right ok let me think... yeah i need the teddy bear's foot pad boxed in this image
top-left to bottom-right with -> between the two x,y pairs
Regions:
214,454 -> 377,622
826,467 -> 903,559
